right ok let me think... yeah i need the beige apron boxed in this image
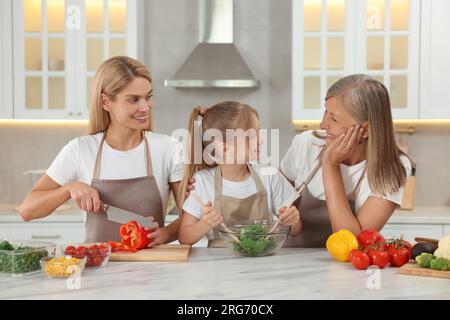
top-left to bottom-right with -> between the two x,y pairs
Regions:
209,164 -> 273,248
284,152 -> 366,248
85,131 -> 164,243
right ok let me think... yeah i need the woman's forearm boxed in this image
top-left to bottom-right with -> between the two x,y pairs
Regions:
19,185 -> 71,221
289,219 -> 302,236
322,164 -> 362,235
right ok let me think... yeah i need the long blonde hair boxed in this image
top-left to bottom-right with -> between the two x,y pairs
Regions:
87,56 -> 153,134
324,74 -> 411,196
179,101 -> 259,204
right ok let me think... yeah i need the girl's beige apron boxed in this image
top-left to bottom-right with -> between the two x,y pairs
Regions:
284,156 -> 366,248
85,131 -> 164,243
209,164 -> 273,248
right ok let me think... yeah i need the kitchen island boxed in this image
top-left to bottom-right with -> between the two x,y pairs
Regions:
1,248 -> 448,300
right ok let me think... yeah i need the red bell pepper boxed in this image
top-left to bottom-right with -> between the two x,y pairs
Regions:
110,221 -> 152,252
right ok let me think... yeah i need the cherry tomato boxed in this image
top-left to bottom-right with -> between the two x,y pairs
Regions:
389,247 -> 411,267
357,230 -> 386,247
368,250 -> 389,269
64,245 -> 76,256
98,243 -> 110,255
349,249 -> 370,270
87,244 -> 100,257
75,246 -> 88,258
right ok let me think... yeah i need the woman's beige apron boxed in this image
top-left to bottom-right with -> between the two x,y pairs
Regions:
209,164 -> 273,248
284,159 -> 366,248
85,131 -> 164,243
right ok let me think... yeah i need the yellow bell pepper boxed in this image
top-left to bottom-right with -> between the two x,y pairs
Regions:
326,229 -> 358,262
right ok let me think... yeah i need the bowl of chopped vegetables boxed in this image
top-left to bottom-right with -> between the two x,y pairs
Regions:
41,256 -> 86,278
219,222 -> 290,257
61,242 -> 111,268
0,239 -> 56,276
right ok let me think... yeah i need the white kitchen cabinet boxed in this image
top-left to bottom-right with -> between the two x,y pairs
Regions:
419,0 -> 450,119
292,0 -> 423,121
0,222 -> 85,245
444,225 -> 450,236
11,0 -> 139,120
381,223 -> 444,244
0,0 -> 13,118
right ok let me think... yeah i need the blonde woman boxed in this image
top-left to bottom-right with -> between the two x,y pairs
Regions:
280,74 -> 414,247
20,56 -> 183,245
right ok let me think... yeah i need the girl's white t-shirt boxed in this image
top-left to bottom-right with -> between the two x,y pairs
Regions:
280,130 -> 412,212
182,165 -> 297,239
46,131 -> 184,215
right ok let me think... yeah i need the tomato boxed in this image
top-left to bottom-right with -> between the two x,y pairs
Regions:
349,249 -> 370,270
98,243 -> 110,255
87,244 -> 100,257
75,246 -> 88,258
368,250 -> 389,269
389,247 -> 410,267
357,230 -> 386,247
64,245 -> 76,256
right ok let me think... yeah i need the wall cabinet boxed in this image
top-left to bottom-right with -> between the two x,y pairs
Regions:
0,1 -> 13,118
3,0 -> 139,120
293,0 -> 450,122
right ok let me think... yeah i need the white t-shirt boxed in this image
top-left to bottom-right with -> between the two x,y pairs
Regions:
182,165 -> 296,239
280,130 -> 412,212
47,131 -> 184,215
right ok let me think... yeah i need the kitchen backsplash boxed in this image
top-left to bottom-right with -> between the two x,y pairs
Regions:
0,123 -> 449,207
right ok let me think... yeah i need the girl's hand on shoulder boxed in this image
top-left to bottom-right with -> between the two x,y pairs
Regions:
278,205 -> 300,226
200,201 -> 222,229
65,181 -> 103,212
322,125 -> 364,167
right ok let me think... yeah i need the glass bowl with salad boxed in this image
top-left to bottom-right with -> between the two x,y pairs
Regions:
0,239 -> 56,276
219,221 -> 290,257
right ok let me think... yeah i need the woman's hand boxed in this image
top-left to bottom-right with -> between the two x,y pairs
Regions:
322,125 -> 364,167
144,218 -> 167,247
200,201 -> 222,229
65,181 -> 102,212
185,177 -> 196,198
278,205 -> 300,227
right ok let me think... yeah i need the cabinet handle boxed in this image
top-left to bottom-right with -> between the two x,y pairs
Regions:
31,235 -> 61,240
68,112 -> 74,116
77,112 -> 82,116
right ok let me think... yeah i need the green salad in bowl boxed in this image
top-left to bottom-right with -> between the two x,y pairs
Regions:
219,222 -> 289,257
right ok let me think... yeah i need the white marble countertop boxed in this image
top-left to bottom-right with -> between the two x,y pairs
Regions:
1,248 -> 449,300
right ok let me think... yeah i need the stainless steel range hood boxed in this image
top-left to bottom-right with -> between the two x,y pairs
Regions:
164,0 -> 259,88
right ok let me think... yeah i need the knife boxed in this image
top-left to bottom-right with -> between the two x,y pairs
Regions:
104,205 -> 158,229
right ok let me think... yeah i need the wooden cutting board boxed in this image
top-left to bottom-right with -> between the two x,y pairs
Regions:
398,263 -> 450,279
109,244 -> 191,262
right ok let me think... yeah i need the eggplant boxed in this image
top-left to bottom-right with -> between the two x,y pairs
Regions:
411,242 -> 438,259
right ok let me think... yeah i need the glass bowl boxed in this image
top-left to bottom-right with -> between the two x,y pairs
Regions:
218,222 -> 290,257
0,239 -> 56,276
60,242 -> 111,268
40,256 -> 86,278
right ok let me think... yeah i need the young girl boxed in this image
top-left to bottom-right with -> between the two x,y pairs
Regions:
20,56 -> 184,245
178,101 -> 301,247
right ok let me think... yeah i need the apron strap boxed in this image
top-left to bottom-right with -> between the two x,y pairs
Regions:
92,130 -> 153,179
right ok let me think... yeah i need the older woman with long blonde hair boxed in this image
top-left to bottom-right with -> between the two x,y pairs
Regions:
280,74 -> 413,247
20,56 -> 183,245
